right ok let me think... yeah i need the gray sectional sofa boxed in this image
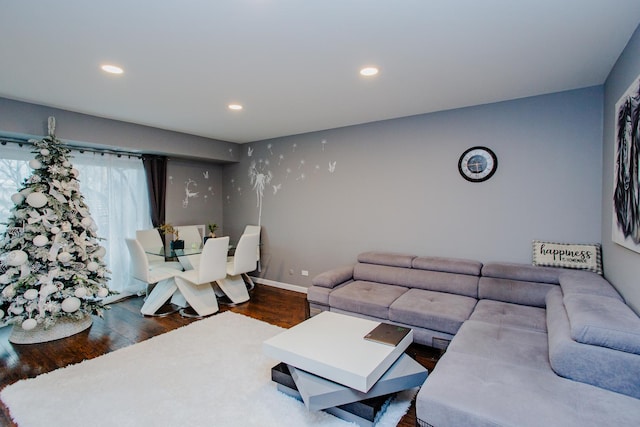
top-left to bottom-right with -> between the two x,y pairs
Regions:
307,251 -> 640,426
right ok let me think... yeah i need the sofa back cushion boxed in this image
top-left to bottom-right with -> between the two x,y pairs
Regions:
479,262 -> 563,307
478,277 -> 555,308
412,256 -> 482,276
482,262 -> 564,284
357,251 -> 415,268
354,264 -> 479,298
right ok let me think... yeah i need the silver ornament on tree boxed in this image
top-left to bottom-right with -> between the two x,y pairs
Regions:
26,192 -> 48,208
11,193 -> 24,205
33,235 -> 49,247
6,250 -> 28,266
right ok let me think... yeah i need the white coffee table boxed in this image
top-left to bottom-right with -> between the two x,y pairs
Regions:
263,311 -> 413,393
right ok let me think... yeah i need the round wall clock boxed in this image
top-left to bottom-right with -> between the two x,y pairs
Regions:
458,146 -> 498,182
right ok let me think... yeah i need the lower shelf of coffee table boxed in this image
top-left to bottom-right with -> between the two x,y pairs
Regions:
271,363 -> 392,426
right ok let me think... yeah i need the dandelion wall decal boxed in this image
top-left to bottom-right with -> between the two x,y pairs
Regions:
182,179 -> 199,208
203,171 -> 209,179
321,139 -> 327,151
278,154 -> 284,165
329,161 -> 336,173
268,143 -> 273,155
272,183 -> 282,195
249,160 -> 273,226
248,147 -> 254,157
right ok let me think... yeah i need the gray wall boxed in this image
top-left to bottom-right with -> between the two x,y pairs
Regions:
602,23 -> 640,314
0,97 -> 238,162
223,87 -> 604,288
166,159 -> 224,235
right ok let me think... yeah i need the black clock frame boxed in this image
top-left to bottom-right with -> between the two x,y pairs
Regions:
458,146 -> 498,183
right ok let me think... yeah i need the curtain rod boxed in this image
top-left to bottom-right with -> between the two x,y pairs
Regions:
0,135 -> 144,159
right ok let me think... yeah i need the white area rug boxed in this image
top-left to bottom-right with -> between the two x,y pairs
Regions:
1,311 -> 416,427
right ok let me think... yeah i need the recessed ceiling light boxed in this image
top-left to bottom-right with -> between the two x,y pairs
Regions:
101,64 -> 124,74
359,67 -> 379,77
228,104 -> 243,111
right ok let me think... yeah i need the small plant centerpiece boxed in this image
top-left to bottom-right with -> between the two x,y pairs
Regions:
204,223 -> 218,244
207,223 -> 218,238
158,223 -> 184,250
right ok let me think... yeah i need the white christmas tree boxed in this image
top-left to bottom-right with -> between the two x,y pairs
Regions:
0,118 -> 111,331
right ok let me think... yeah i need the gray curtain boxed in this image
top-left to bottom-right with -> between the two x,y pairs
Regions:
142,155 -> 167,228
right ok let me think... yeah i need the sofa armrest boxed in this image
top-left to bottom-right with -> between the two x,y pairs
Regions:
311,265 -> 354,289
546,287 -> 640,399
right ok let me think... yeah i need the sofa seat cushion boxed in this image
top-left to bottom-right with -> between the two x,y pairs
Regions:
470,299 -> 547,332
448,319 -> 550,370
328,281 -> 408,319
546,288 -> 640,399
417,350 -> 640,427
388,289 -> 476,335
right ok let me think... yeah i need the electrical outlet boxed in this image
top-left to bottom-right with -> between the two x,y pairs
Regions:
301,270 -> 309,276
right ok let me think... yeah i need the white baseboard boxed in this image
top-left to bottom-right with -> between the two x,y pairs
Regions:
249,276 -> 308,294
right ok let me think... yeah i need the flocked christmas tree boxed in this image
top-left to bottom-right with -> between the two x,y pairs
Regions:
0,118 -> 111,333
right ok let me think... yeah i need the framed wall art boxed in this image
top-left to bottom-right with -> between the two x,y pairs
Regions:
612,74 -> 640,253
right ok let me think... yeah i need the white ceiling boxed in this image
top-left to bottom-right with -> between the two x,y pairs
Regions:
2,1 -> 640,144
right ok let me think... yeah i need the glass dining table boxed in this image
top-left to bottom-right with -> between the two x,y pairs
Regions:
145,242 -> 237,260
146,240 -> 239,268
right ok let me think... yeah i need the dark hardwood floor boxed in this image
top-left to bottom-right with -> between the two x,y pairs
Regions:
0,284 -> 441,426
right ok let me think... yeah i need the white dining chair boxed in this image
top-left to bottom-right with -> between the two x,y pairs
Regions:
135,229 -> 182,271
243,224 -> 261,274
173,236 -> 229,317
173,225 -> 204,270
216,232 -> 259,304
174,225 -> 203,248
125,238 -> 182,316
